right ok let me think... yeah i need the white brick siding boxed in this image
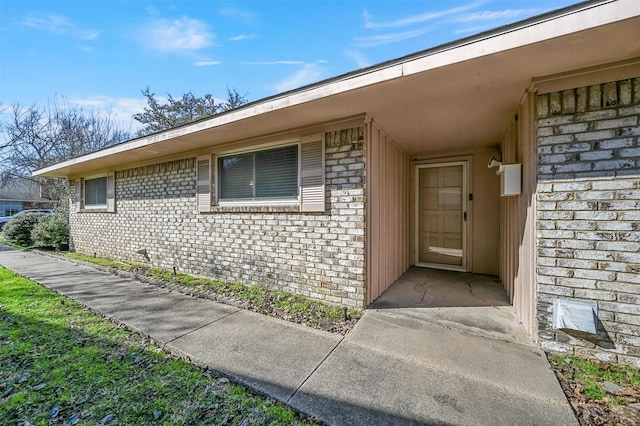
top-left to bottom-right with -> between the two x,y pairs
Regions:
69,127 -> 367,308
537,77 -> 640,364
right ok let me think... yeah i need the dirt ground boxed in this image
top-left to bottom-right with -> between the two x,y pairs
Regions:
548,356 -> 640,426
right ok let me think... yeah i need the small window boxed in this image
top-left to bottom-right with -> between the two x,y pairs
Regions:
84,176 -> 107,207
1,201 -> 22,216
218,145 -> 299,202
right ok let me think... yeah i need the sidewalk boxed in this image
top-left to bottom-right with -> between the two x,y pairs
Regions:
0,246 -> 577,425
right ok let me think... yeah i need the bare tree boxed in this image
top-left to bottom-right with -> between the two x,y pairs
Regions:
133,87 -> 248,137
0,98 -> 130,204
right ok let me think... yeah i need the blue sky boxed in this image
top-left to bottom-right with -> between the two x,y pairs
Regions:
1,0 -> 577,129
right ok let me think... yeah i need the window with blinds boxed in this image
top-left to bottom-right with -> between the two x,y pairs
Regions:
84,176 -> 107,206
218,145 -> 299,201
80,172 -> 115,212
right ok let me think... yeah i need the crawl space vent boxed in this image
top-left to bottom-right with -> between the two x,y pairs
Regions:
553,299 -> 598,335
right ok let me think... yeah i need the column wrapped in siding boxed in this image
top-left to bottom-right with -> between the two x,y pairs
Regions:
500,90 -> 537,338
366,119 -> 411,304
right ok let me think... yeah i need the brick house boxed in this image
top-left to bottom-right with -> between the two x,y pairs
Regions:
0,178 -> 54,216
37,0 -> 640,364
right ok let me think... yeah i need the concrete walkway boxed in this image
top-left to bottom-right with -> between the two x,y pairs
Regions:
0,246 -> 577,425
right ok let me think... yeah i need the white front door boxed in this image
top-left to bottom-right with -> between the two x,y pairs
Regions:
416,162 -> 467,271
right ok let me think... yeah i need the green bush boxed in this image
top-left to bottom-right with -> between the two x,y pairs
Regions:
1,213 -> 48,246
31,213 -> 69,250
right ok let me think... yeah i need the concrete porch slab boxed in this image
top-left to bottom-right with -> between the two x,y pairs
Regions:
370,267 -> 510,309
290,309 -> 577,426
368,306 -> 532,344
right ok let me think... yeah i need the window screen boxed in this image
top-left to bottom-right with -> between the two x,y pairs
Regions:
218,145 -> 298,201
84,176 -> 107,206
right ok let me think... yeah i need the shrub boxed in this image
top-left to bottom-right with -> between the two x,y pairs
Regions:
1,213 -> 48,246
31,213 -> 69,250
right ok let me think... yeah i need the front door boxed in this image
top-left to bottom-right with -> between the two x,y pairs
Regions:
416,162 -> 467,271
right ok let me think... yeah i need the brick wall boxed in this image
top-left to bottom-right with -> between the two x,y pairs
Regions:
536,78 -> 640,365
69,126 -> 367,307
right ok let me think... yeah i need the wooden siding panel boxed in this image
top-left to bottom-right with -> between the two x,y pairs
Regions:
517,92 -> 537,337
500,91 -> 537,338
366,121 -> 410,304
367,125 -> 380,304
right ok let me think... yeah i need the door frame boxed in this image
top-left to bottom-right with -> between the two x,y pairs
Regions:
414,160 -> 469,272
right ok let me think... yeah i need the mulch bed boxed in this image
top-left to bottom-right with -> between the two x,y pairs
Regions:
41,251 -> 360,335
548,356 -> 640,426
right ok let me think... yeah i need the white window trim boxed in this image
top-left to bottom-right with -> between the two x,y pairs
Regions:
196,133 -> 324,213
79,172 -> 115,212
215,142 -> 301,206
217,199 -> 300,207
83,174 -> 108,210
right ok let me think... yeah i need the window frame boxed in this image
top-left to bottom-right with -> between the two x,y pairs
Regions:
216,142 -> 301,207
76,172 -> 115,213
196,133 -> 324,213
83,174 -> 108,209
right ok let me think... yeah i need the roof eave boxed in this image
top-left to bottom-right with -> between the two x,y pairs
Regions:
34,0 -> 640,178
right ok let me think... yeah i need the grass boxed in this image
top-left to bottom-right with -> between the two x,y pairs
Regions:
548,354 -> 640,403
64,252 -> 135,271
146,267 -> 354,320
0,267 -> 316,425
0,233 -> 25,249
60,252 -> 361,332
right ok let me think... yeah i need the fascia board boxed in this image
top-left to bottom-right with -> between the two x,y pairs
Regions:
34,65 -> 402,177
34,0 -> 639,178
402,0 -> 640,76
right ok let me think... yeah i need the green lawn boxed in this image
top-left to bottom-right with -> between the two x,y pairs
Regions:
0,267 -> 315,425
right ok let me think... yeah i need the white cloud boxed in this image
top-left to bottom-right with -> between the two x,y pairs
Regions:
142,17 -> 214,52
272,64 -> 324,93
355,27 -> 433,47
230,34 -> 257,41
355,2 -> 491,47
344,49 -> 371,68
80,30 -> 100,41
244,60 -> 305,65
454,25 -> 489,35
219,8 -> 256,24
454,9 -> 540,23
69,96 -> 148,132
363,2 -> 482,29
145,6 -> 161,16
22,14 -> 70,33
194,60 -> 221,66
21,13 -> 100,41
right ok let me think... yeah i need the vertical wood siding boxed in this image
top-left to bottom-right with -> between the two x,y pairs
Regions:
366,120 -> 411,305
500,91 -> 537,337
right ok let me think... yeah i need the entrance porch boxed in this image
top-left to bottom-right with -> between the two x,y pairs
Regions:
369,267 -> 531,345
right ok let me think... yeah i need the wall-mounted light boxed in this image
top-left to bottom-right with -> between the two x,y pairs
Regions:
488,157 -> 502,168
488,156 -> 521,196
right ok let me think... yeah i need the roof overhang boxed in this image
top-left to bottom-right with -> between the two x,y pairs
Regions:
36,0 -> 640,178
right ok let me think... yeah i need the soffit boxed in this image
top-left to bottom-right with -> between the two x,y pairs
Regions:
35,1 -> 640,178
